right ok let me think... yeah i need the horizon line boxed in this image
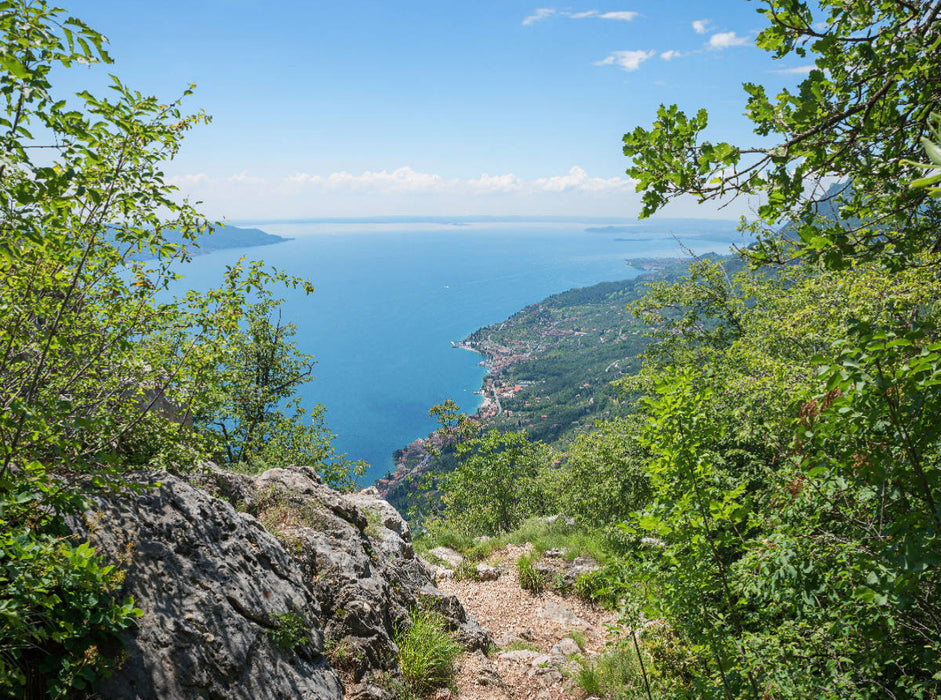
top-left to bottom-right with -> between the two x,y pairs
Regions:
226,214 -> 739,226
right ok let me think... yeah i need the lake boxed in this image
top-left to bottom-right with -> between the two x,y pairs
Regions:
175,218 -> 745,483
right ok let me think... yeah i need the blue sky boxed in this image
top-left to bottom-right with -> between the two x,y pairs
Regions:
63,1 -> 814,221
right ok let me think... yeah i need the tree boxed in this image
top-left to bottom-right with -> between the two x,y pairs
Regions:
623,0 -> 941,270
204,295 -> 366,490
0,1 -> 344,693
616,1 -> 941,696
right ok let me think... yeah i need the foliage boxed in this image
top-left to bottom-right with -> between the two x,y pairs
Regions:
0,1 -> 356,692
267,611 -> 309,652
623,0 -> 941,270
394,608 -> 460,697
515,552 -> 543,594
558,417 -> 650,528
201,297 -> 365,490
432,406 -> 555,535
0,464 -> 142,697
614,2 -> 941,695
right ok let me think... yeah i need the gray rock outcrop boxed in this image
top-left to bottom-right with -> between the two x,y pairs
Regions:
71,464 -> 488,699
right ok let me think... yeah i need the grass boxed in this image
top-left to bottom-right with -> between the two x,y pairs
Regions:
516,552 -> 544,594
415,515 -> 611,565
395,608 -> 461,697
574,643 -> 649,699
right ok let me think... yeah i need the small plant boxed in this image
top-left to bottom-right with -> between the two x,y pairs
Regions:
363,508 -> 385,538
267,611 -> 309,652
565,630 -> 587,650
324,636 -> 358,673
516,552 -> 544,594
574,644 -> 646,698
504,639 -> 541,652
575,657 -> 604,696
454,559 -> 479,581
394,608 -> 460,697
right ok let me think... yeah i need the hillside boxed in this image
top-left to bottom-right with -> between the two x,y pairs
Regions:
131,224 -> 289,260
376,256 -> 710,513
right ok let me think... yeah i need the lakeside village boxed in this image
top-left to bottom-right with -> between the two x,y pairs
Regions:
376,315 -> 622,497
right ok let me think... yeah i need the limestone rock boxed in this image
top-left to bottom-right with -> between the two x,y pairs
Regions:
427,546 -> 464,569
69,470 -> 344,700
475,563 -> 501,581
69,464 -> 488,697
539,600 -> 590,629
561,555 -> 601,588
551,637 -> 582,656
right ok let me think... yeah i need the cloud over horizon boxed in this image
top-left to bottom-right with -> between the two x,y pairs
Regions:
166,164 -> 750,220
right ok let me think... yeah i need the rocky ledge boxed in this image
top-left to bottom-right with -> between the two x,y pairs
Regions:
68,465 -> 489,699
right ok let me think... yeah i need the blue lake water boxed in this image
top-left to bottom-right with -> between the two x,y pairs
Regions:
174,219 -> 745,483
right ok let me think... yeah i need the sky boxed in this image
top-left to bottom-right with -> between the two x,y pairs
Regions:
59,1 -> 816,222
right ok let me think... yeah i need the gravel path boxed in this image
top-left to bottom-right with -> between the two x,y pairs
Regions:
435,544 -> 619,699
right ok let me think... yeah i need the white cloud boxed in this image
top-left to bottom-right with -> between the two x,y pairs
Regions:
289,166 -> 446,192
708,31 -> 748,49
523,8 -> 638,25
534,166 -> 633,193
771,65 -> 815,74
228,171 -> 265,185
692,19 -> 711,34
598,11 -> 638,21
595,49 -> 656,72
168,173 -> 210,187
166,166 -> 752,220
660,49 -> 683,61
196,166 -> 635,199
522,8 -> 556,25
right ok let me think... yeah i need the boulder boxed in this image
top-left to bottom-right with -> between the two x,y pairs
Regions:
69,464 -> 489,697
69,470 -> 343,700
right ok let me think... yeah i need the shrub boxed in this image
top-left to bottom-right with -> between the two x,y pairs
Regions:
394,609 -> 460,697
0,471 -> 142,697
267,611 -> 309,652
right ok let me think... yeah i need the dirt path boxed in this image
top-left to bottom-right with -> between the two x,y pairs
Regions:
434,544 -> 618,699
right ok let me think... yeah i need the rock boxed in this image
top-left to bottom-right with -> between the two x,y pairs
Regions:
532,666 -> 564,684
347,682 -> 395,700
68,470 -> 344,700
475,563 -> 500,581
551,637 -> 582,656
561,556 -> 601,587
539,600 -> 590,629
497,649 -> 544,664
542,514 -> 575,527
459,650 -> 508,693
68,464 -> 489,697
535,561 -> 556,579
427,546 -> 464,569
543,547 -> 566,558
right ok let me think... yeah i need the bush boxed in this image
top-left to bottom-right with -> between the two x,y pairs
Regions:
395,609 -> 460,697
267,611 -> 309,652
0,471 -> 142,697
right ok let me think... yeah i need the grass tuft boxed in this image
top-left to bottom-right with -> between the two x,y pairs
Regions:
516,552 -> 544,594
395,608 -> 461,697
